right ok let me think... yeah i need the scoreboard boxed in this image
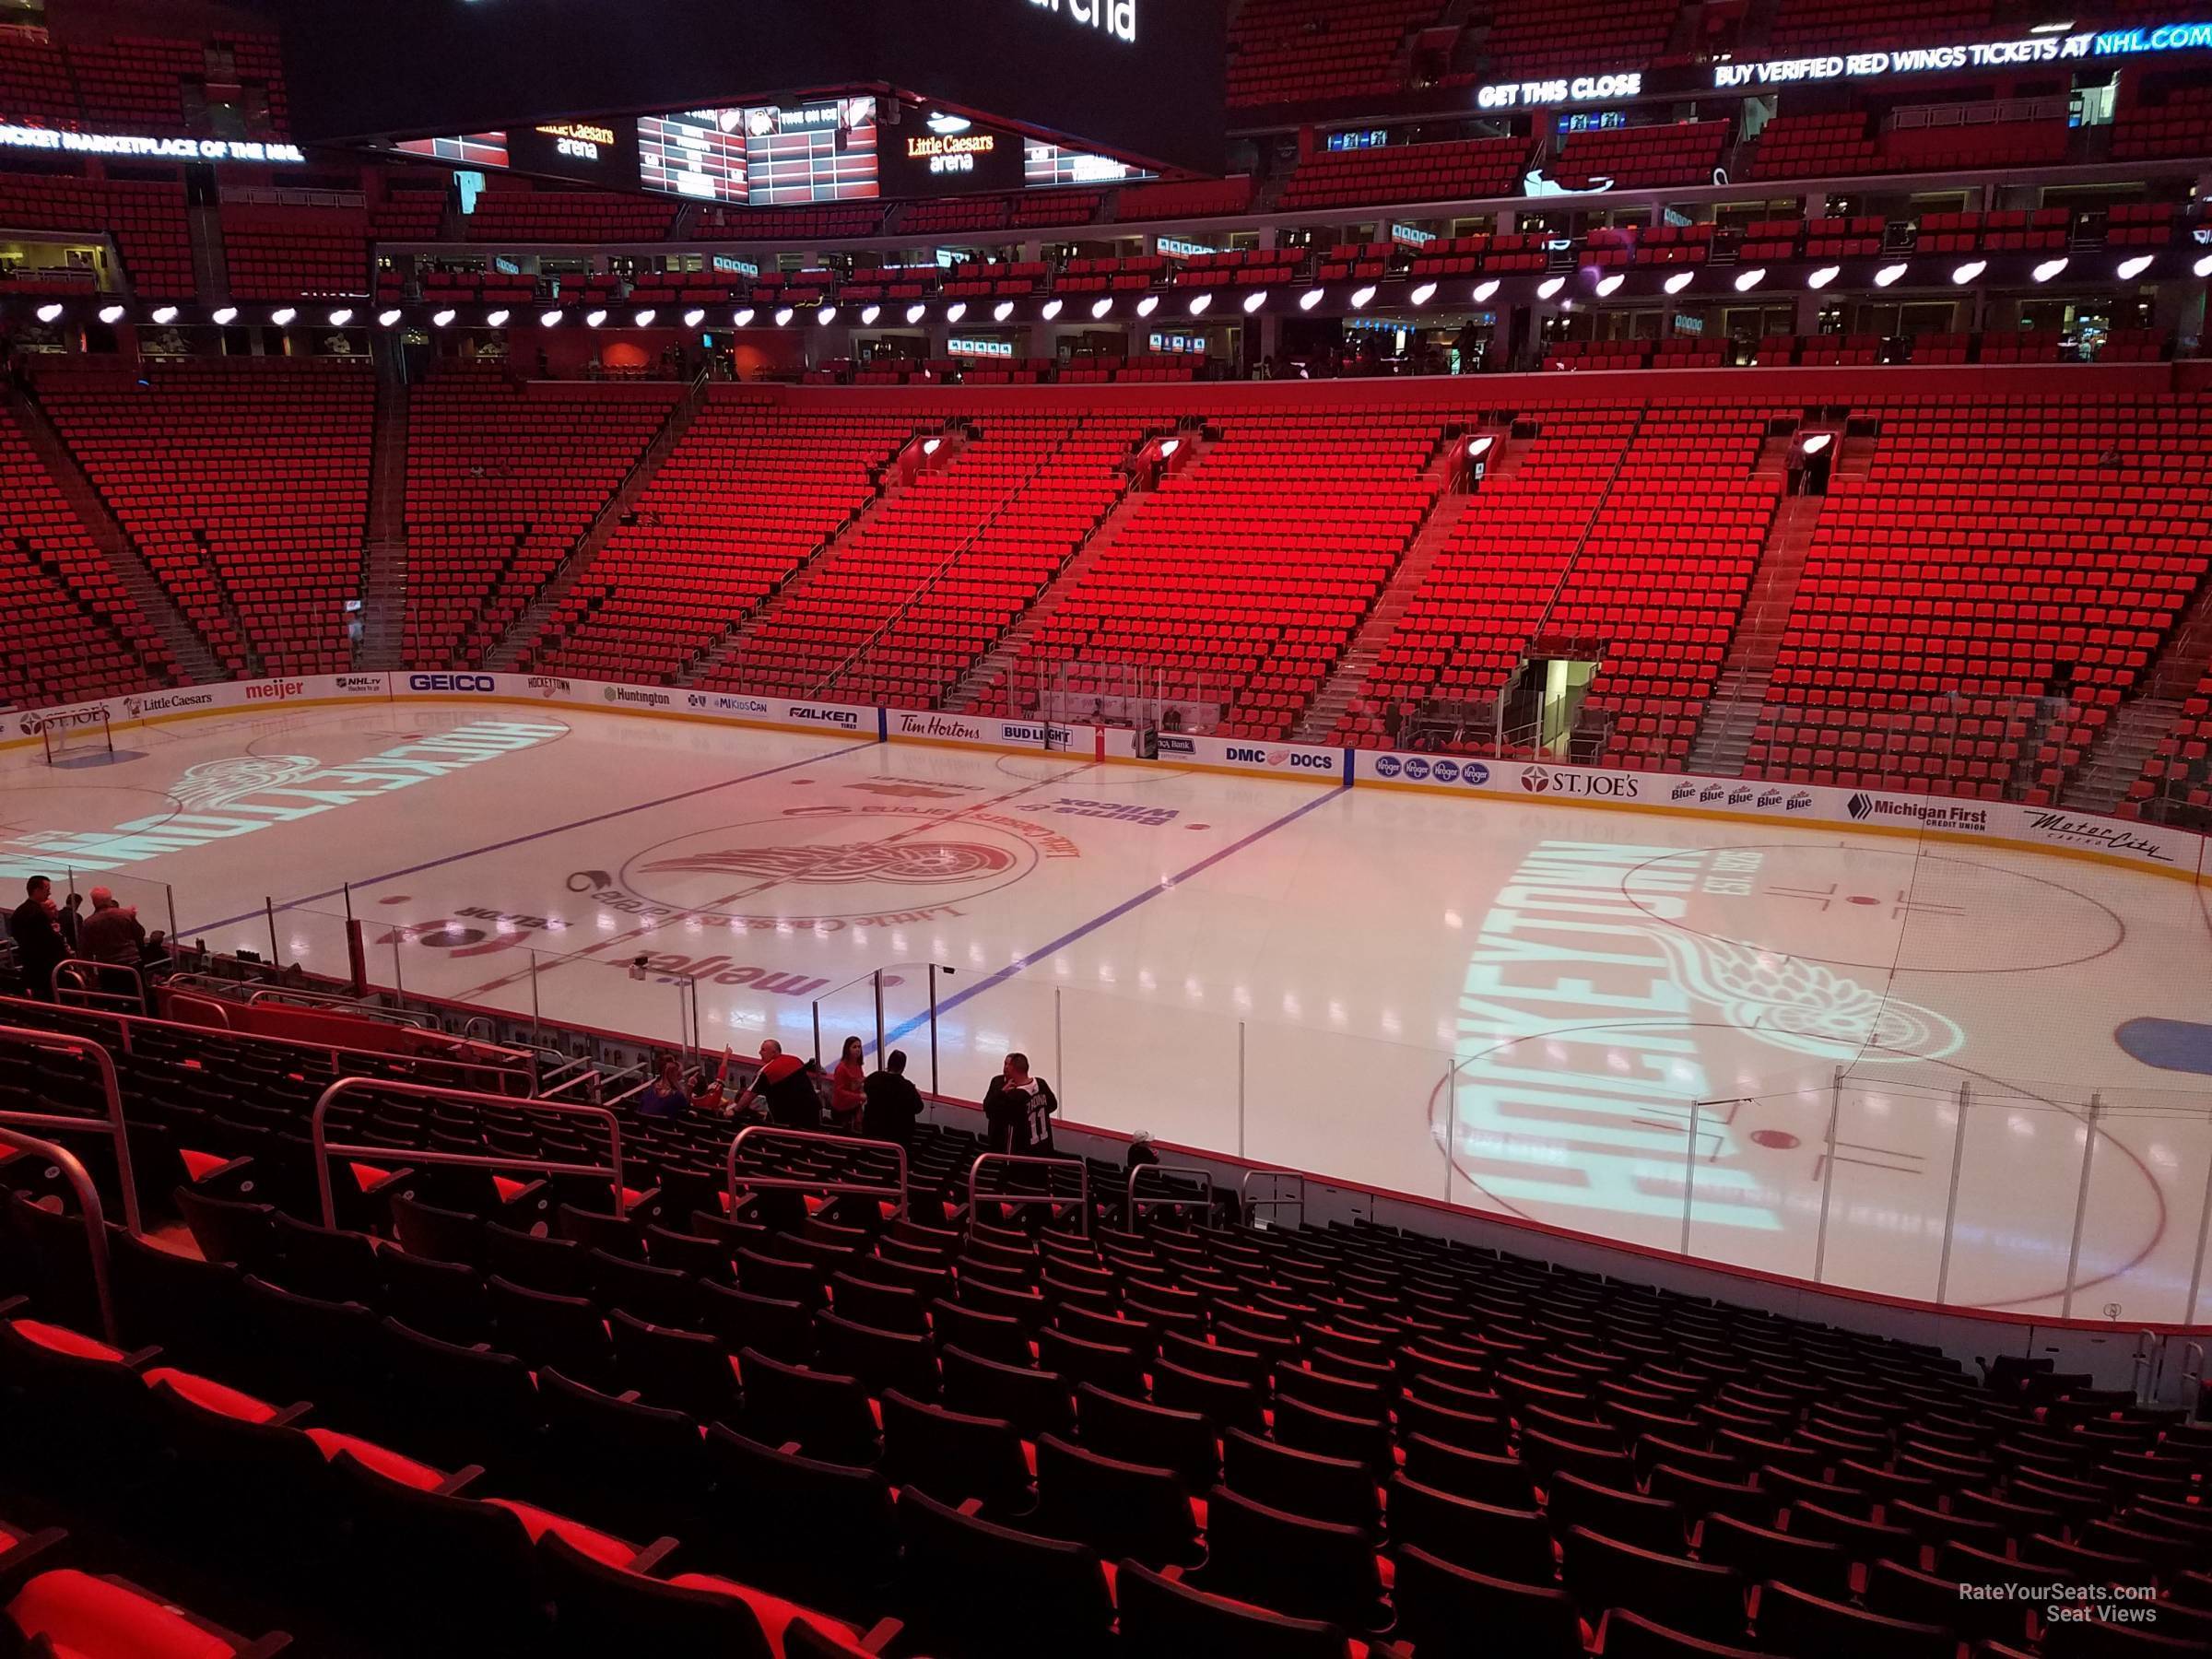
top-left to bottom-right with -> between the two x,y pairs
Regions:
277,0 -> 1226,178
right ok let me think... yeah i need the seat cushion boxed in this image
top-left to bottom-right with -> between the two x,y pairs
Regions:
305,1430 -> 443,1491
8,1570 -> 236,1659
668,1574 -> 869,1656
9,1321 -> 124,1362
484,1499 -> 634,1568
142,1369 -> 278,1425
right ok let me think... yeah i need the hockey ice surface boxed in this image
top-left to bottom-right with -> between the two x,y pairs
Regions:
7,700 -> 2210,1321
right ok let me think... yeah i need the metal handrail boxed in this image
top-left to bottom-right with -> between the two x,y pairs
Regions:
969,1152 -> 1090,1237
1241,1169 -> 1307,1228
162,987 -> 233,1029
726,1124 -> 909,1219
0,1023 -> 141,1235
53,958 -> 143,1011
159,971 -> 259,1000
0,1126 -> 117,1346
311,1077 -> 626,1229
247,987 -> 437,1030
2183,1343 -> 2206,1418
1126,1162 -> 1215,1219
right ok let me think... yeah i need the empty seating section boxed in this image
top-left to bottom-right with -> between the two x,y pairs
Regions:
1552,121 -> 1730,191
1757,111 -> 2068,177
402,371 -> 678,670
66,34 -> 205,132
1349,406 -> 1775,767
369,183 -> 451,244
1484,0 -> 1680,74
533,399 -> 912,682
1227,0 -> 1442,107
0,173 -> 194,299
464,181 -> 678,243
2114,83 -> 2212,160
8,982 -> 2200,1659
1112,178 -> 1255,221
988,411 -> 1448,737
1752,395 -> 2212,797
1279,136 -> 1530,210
2127,665 -> 2212,819
1769,0 -> 1992,51
36,359 -> 372,677
716,412 -> 1147,708
218,201 -> 371,302
0,30 -> 77,123
0,415 -> 178,709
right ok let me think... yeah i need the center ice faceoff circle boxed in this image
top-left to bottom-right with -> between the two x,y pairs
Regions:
618,806 -> 1054,923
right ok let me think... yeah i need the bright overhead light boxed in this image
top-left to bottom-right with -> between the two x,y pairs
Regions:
1091,297 -> 1114,318
210,305 -> 238,325
1298,288 -> 1324,311
906,303 -> 928,324
1734,267 -> 1766,292
1135,295 -> 1159,317
1664,270 -> 1695,295
2031,258 -> 2069,284
817,305 -> 838,325
1472,279 -> 1500,302
539,309 -> 563,327
98,305 -> 124,324
267,307 -> 293,325
1241,289 -> 1267,312
434,308 -> 458,328
1041,299 -> 1065,320
377,308 -> 403,327
1409,282 -> 1437,305
1950,260 -> 1986,286
1806,265 -> 1840,290
585,308 -> 607,327
634,308 -> 657,326
1594,274 -> 1624,296
1350,285 -> 1376,309
1874,263 -> 1907,288
772,307 -> 794,325
329,308 -> 354,326
2118,253 -> 2155,279
146,305 -> 181,324
682,308 -> 705,327
946,302 -> 968,323
734,307 -> 755,326
485,309 -> 508,326
861,304 -> 880,324
2195,253 -> 2212,279
1536,276 -> 1565,299
1801,432 -> 1832,456
1188,293 -> 1212,315
993,300 -> 1015,322
34,302 -> 62,323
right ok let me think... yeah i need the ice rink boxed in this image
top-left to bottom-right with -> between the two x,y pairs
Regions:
7,698 -> 2212,1322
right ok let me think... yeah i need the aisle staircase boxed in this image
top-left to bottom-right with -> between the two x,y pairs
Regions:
6,387 -> 225,685
1683,490 -> 1824,776
1290,437 -> 1492,745
488,371 -> 709,672
352,344 -> 411,670
942,429 -> 1213,713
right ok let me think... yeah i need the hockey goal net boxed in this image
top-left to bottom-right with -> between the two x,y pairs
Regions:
40,709 -> 112,766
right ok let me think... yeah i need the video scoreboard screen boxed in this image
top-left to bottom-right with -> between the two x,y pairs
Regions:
277,0 -> 1227,177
